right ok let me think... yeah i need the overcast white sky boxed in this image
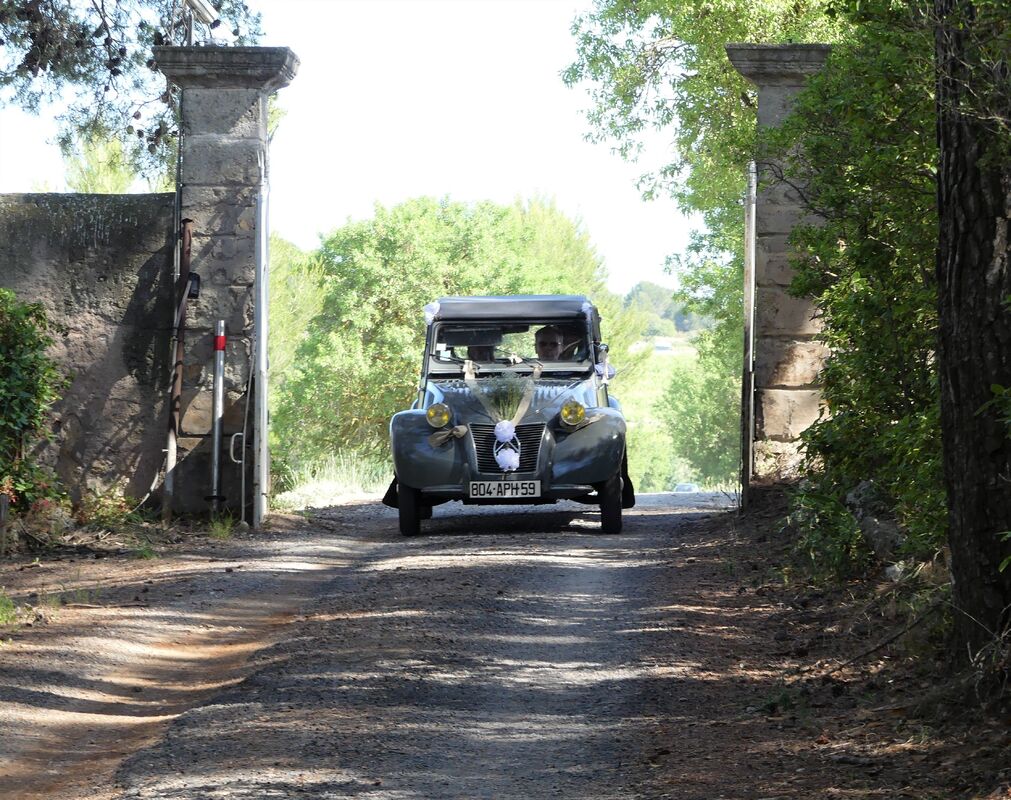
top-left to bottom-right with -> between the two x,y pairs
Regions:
0,0 -> 696,296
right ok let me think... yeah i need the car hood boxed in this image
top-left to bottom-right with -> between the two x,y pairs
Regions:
429,377 -> 599,424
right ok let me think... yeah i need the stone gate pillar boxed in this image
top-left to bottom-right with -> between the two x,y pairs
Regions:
155,46 -> 299,515
726,43 -> 830,482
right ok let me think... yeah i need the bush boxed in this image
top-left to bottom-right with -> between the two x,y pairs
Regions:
768,9 -> 946,563
0,289 -> 66,512
656,341 -> 740,486
787,485 -> 874,579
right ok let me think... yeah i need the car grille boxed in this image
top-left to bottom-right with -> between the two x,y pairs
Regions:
470,423 -> 544,474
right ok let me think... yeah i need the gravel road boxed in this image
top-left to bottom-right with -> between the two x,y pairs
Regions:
6,490 -> 1007,800
110,493 -> 735,800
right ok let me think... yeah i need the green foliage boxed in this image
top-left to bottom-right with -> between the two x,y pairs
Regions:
268,235 -> 325,425
787,487 -> 873,579
998,532 -> 1011,574
271,197 -> 645,476
625,280 -> 706,333
769,1 -> 946,558
564,0 -> 844,218
64,133 -> 137,193
0,0 -> 261,174
623,272 -> 740,488
617,345 -> 698,492
209,513 -> 235,540
0,289 -> 65,511
0,589 -> 14,625
656,341 -> 740,485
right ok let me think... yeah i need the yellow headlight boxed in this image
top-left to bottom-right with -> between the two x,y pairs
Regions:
560,400 -> 586,427
426,403 -> 451,428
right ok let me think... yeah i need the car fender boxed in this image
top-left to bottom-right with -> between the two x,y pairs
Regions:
551,407 -> 626,486
390,410 -> 466,489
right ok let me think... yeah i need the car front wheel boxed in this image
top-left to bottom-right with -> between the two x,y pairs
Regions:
599,473 -> 623,534
398,482 -> 422,536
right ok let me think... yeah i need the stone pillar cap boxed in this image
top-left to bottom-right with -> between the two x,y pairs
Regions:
154,45 -> 299,91
726,43 -> 831,84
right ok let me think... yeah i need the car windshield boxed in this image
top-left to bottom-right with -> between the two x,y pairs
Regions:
430,321 -> 591,367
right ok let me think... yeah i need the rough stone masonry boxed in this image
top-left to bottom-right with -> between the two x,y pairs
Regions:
727,43 -> 832,482
0,46 -> 298,516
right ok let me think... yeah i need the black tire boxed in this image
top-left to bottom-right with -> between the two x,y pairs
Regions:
620,451 -> 636,509
599,473 -> 623,534
398,482 -> 422,536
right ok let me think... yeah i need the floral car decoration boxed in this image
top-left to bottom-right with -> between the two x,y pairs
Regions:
384,295 -> 634,535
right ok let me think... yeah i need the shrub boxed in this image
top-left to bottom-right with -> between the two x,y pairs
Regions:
0,289 -> 66,512
787,485 -> 873,579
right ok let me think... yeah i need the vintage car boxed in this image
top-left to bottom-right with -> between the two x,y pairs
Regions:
384,295 -> 634,535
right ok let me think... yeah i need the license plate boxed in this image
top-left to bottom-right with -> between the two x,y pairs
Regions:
469,480 -> 541,499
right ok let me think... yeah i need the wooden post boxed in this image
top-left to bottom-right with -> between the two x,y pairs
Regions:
162,219 -> 193,523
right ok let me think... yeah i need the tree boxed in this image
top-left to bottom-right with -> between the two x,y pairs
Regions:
63,133 -> 136,192
657,354 -> 740,484
268,234 -> 325,424
563,1 -> 843,245
564,2 -> 846,496
625,280 -> 707,332
933,0 -> 1011,657
271,197 -> 645,475
0,0 -> 261,173
766,2 -> 947,557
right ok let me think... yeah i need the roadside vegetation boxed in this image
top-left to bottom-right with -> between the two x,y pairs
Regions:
0,289 -> 65,526
565,0 -> 1010,699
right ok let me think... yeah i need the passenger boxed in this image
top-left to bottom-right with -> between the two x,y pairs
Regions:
534,326 -> 564,361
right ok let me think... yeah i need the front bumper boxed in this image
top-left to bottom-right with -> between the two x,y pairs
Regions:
420,482 -> 596,505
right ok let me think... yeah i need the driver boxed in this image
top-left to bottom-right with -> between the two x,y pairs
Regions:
534,325 -> 564,361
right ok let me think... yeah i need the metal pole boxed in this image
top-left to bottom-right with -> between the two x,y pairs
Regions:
252,139 -> 270,528
211,320 -> 226,515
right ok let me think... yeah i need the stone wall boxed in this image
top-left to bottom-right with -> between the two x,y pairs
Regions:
0,193 -> 174,502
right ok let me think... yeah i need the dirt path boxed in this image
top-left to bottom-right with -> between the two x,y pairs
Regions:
2,493 -> 1008,799
0,516 -> 356,799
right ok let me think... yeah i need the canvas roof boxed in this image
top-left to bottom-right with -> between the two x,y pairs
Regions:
433,295 -> 593,321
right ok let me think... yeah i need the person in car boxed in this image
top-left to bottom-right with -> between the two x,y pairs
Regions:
534,326 -> 565,361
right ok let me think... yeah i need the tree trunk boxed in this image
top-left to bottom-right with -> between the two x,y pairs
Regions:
934,0 -> 1011,659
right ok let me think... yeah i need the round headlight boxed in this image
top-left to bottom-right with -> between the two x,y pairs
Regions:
426,403 -> 451,428
560,400 -> 586,427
